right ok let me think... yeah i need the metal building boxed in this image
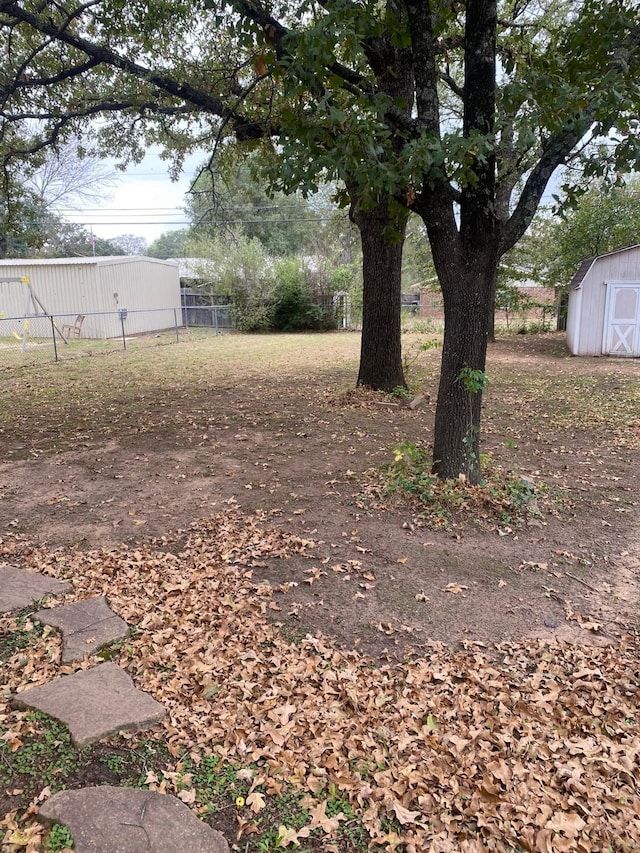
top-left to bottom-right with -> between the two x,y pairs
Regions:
566,245 -> 640,357
0,256 -> 181,339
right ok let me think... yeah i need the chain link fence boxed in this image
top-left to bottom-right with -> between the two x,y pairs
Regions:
182,304 -> 234,331
0,306 -> 234,370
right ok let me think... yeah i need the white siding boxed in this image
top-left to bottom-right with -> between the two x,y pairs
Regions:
596,246 -> 640,281
575,264 -> 608,355
568,246 -> 640,356
0,257 -> 180,339
566,286 -> 582,354
0,259 -> 97,313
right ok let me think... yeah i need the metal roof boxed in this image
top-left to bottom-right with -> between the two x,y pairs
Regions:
0,256 -> 175,267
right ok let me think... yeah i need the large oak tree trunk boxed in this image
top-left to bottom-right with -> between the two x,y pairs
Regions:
487,268 -> 498,343
353,200 -> 409,391
431,260 -> 495,483
427,0 -> 499,483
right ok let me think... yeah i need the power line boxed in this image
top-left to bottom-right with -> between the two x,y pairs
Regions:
58,207 -> 187,212
65,217 -> 337,225
57,203 -> 317,213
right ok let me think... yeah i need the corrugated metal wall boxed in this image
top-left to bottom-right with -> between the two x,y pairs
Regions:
0,259 -> 99,338
0,257 -> 180,339
97,258 -> 181,337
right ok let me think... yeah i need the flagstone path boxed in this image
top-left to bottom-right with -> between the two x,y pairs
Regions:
33,595 -> 129,663
38,787 -> 229,853
0,565 -> 72,614
12,663 -> 166,747
1,563 -> 230,852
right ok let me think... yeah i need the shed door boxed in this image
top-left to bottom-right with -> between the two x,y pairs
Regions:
604,283 -> 640,356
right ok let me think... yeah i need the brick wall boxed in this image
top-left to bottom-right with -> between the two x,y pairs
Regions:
419,286 -> 555,322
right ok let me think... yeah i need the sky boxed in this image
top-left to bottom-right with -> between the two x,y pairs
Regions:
58,147 -> 564,250
60,149 -> 207,246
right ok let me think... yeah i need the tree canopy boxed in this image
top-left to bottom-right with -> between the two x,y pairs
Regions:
38,219 -> 126,257
526,178 -> 640,291
0,130 -> 117,257
147,229 -> 190,260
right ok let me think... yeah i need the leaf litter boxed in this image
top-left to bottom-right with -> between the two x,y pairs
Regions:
1,508 -> 639,852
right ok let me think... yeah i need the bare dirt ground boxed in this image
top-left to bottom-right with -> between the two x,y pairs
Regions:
2,331 -> 638,658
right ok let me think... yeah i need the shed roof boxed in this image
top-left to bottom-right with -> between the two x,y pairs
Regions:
569,244 -> 640,289
0,256 -> 176,268
568,257 -> 596,290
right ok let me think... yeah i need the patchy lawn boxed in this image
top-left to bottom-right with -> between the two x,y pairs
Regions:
1,330 -> 639,851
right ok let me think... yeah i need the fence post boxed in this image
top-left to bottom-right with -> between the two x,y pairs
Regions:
118,308 -> 127,350
173,307 -> 180,342
50,315 -> 59,363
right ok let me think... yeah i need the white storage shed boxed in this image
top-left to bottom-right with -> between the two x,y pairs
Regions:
0,256 -> 181,339
566,245 -> 640,357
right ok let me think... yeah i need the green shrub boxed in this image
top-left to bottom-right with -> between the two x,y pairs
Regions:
271,280 -> 323,331
235,302 -> 274,332
270,260 -> 325,331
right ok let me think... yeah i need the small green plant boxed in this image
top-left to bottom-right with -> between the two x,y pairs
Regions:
507,476 -> 536,507
45,823 -> 74,851
372,442 -> 550,530
325,784 -> 356,820
401,336 -> 441,379
456,367 -> 490,479
457,366 -> 490,394
0,612 -> 45,664
279,622 -> 311,645
418,338 -> 442,352
389,385 -> 412,400
0,713 -> 80,792
386,441 -> 436,504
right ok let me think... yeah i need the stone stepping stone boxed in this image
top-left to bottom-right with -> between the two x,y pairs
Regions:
37,787 -> 229,853
0,564 -> 72,614
33,596 -> 129,663
12,662 -> 165,747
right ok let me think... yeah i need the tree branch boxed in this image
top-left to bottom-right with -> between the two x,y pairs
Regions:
232,0 -> 370,93
0,1 -> 269,141
499,123 -> 584,254
11,56 -> 102,90
0,99 -> 192,160
439,70 -> 463,100
501,10 -> 640,254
